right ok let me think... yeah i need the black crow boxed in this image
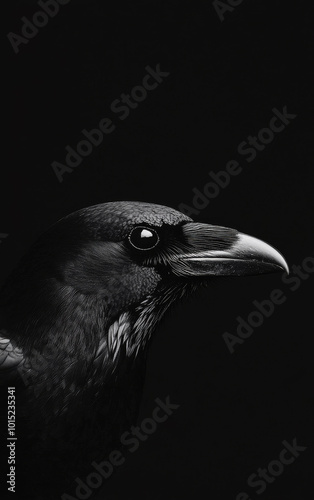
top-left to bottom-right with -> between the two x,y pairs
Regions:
0,201 -> 288,499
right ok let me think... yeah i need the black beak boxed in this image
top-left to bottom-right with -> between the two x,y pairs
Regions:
170,223 -> 289,277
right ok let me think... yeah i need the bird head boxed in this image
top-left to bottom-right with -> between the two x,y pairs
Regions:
52,199 -> 288,297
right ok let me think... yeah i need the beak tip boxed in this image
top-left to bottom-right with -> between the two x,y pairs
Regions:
281,259 -> 289,275
236,233 -> 289,276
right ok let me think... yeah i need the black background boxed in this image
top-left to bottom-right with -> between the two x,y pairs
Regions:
3,1 -> 313,499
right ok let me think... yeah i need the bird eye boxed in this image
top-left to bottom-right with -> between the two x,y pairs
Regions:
128,227 -> 160,250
